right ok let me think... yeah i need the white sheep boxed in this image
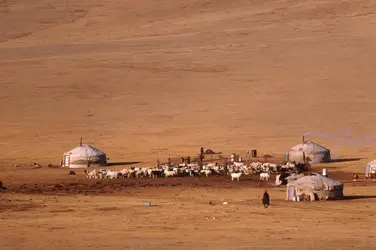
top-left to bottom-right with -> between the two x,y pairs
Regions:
164,169 -> 175,178
231,172 -> 242,181
260,172 -> 270,181
134,169 -> 144,178
205,162 -> 217,168
119,169 -> 129,178
187,163 -> 199,168
97,169 -> 107,179
200,169 -> 211,177
106,170 -> 119,179
84,169 -> 97,179
233,162 -> 245,167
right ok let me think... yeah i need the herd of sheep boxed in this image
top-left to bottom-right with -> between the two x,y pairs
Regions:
83,160 -> 300,182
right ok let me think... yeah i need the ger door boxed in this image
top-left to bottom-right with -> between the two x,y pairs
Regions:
288,186 -> 295,200
64,155 -> 70,167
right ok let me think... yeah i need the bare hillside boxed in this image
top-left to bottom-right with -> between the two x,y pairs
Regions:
1,0 -> 376,164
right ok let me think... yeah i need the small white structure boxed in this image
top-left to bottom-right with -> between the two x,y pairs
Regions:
365,160 -> 376,178
285,173 -> 305,184
322,168 -> 328,177
62,144 -> 107,169
286,173 -> 343,201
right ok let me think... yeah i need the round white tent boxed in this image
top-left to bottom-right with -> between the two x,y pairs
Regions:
62,144 -> 107,168
286,173 -> 343,201
286,140 -> 331,164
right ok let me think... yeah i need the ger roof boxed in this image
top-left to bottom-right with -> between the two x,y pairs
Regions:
367,159 -> 376,166
287,173 -> 343,190
64,144 -> 106,157
289,140 -> 329,153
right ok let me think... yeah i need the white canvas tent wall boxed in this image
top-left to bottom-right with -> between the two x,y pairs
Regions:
286,173 -> 343,201
63,144 -> 107,168
365,160 -> 376,177
286,141 -> 331,164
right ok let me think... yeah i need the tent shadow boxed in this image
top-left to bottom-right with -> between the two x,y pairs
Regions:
107,161 -> 141,167
343,195 -> 376,200
327,158 -> 364,163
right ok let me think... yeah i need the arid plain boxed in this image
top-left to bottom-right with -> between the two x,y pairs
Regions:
1,0 -> 376,249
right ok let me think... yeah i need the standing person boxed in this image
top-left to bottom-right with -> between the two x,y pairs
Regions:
224,160 -> 228,175
200,147 -> 205,163
156,159 -> 161,169
0,180 -> 6,191
167,158 -> 171,167
262,190 -> 270,208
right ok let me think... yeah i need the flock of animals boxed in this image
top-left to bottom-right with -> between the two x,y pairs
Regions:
83,160 -> 302,182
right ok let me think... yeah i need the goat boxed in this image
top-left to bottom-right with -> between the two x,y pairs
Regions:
205,162 -> 217,168
164,169 -> 175,178
231,172 -> 242,181
151,169 -> 163,178
260,172 -> 270,181
106,170 -> 119,179
84,169 -> 97,179
233,162 -> 245,167
200,169 -> 212,177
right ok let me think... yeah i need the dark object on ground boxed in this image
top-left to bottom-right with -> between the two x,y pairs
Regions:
262,190 -> 270,208
199,147 -> 205,162
156,159 -> 161,168
31,162 -> 42,169
0,180 -> 6,190
68,171 -> 76,175
353,174 -> 359,181
280,173 -> 290,185
295,163 -> 306,173
252,149 -> 257,158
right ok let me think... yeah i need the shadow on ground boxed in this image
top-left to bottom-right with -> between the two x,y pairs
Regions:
107,161 -> 141,167
328,158 -> 364,163
343,195 -> 376,200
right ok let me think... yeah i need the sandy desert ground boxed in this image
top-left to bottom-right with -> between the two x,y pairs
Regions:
1,165 -> 376,250
2,0 -> 376,249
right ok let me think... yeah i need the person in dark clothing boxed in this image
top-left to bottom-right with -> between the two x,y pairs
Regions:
167,158 -> 171,167
262,190 -> 270,208
223,160 -> 228,175
0,180 -> 5,191
156,159 -> 161,169
199,147 -> 205,163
